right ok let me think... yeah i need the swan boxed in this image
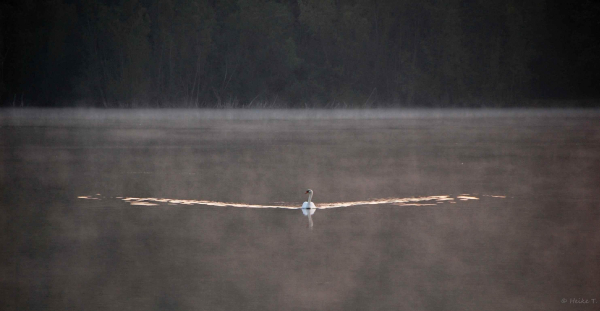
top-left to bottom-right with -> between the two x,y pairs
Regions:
302,189 -> 317,228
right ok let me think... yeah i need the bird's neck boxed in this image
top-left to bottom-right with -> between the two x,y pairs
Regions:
307,193 -> 313,204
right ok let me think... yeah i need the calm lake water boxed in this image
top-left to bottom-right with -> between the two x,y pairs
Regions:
1,109 -> 599,310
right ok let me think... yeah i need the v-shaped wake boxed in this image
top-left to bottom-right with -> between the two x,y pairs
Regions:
78,194 -> 503,208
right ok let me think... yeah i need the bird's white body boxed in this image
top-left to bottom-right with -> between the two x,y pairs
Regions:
302,201 -> 316,215
303,189 -> 316,228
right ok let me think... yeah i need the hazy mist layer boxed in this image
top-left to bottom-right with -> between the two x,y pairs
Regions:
1,109 -> 599,310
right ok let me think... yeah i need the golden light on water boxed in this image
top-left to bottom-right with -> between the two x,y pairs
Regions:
77,196 -> 99,200
457,195 -> 479,201
78,193 -> 502,209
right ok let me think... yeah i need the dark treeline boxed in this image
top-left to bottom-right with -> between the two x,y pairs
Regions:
1,0 -> 599,107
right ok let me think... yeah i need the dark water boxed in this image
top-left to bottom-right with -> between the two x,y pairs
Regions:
1,109 -> 599,310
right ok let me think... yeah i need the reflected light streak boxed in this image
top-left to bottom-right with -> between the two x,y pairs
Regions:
78,194 -> 499,209
78,196 -> 99,200
457,195 -> 479,201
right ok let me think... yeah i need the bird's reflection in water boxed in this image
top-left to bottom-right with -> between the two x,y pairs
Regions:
78,192 -> 500,229
302,189 -> 317,229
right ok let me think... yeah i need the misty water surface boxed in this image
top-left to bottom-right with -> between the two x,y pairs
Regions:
1,109 -> 599,310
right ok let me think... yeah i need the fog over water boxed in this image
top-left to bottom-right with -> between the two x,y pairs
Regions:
1,109 -> 599,310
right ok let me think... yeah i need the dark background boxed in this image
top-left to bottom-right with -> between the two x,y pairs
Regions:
1,0 -> 599,107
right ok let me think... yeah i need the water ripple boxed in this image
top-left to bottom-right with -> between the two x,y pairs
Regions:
78,193 -> 502,208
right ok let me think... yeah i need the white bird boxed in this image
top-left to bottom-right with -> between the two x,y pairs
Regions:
302,189 -> 317,228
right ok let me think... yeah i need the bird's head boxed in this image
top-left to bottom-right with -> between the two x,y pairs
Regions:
305,189 -> 313,194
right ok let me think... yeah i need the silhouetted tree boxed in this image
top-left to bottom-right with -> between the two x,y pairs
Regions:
0,0 -> 597,107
